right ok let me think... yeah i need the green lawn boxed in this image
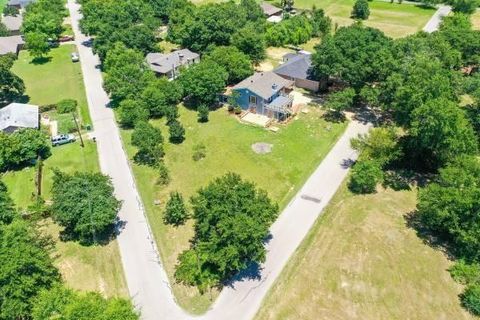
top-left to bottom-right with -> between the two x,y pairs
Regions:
255,185 -> 474,320
2,46 -> 128,298
12,45 -> 92,128
120,105 -> 347,313
472,10 -> 480,30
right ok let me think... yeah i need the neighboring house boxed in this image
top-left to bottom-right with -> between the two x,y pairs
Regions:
261,2 -> 282,17
0,103 -> 39,133
146,49 -> 200,80
231,71 -> 294,120
7,0 -> 34,9
0,35 -> 24,56
1,14 -> 23,35
273,52 -> 321,92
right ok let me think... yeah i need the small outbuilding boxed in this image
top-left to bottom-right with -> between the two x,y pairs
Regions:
6,0 -> 35,9
0,35 -> 24,56
0,103 -> 40,133
260,2 -> 282,17
273,52 -> 321,92
146,49 -> 200,80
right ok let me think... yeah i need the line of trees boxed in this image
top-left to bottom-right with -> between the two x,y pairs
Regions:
313,11 -> 480,315
0,181 -> 138,319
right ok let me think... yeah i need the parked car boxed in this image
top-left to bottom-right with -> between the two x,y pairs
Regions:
71,52 -> 79,62
51,134 -> 76,147
59,35 -> 74,42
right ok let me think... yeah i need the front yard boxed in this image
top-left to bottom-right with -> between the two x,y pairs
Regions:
1,45 -> 128,298
120,105 -> 347,313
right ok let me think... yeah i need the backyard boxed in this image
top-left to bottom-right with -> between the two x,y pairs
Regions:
255,185 -> 474,320
120,105 -> 347,313
1,45 -> 128,298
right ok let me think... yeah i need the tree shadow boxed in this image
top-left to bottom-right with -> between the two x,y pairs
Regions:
31,56 -> 52,65
223,262 -> 263,288
58,217 -> 125,247
404,210 -> 458,262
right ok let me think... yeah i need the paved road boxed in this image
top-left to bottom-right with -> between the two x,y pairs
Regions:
67,1 -> 188,319
68,1 -> 370,319
423,5 -> 451,32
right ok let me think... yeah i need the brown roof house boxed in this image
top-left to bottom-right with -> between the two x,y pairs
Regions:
260,2 -> 283,23
0,103 -> 39,133
146,49 -> 200,80
0,35 -> 24,56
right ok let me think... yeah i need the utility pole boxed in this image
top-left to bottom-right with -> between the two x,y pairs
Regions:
72,112 -> 84,147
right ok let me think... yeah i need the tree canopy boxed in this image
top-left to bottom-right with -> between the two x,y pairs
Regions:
175,173 -> 278,291
0,54 -> 25,104
51,171 -> 121,244
204,46 -> 253,85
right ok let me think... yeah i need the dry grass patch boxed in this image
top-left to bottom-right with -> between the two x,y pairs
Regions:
256,186 -> 474,320
472,10 -> 480,30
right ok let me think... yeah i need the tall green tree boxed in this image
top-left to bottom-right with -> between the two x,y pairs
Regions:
25,32 -> 50,59
163,192 -> 189,226
351,0 -> 370,20
0,54 -> 25,104
0,181 -> 17,224
117,99 -> 149,128
204,46 -> 253,85
0,220 -> 60,319
175,173 -> 278,290
312,24 -> 394,89
417,156 -> 480,260
131,121 -> 164,166
231,23 -> 267,64
51,171 -> 121,244
141,77 -> 183,118
179,60 -> 228,107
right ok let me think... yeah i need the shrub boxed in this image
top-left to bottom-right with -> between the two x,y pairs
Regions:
198,105 -> 209,123
163,192 -> 189,226
352,0 -> 370,20
192,143 -> 206,161
168,120 -> 185,144
56,99 -> 77,114
157,162 -> 170,186
461,284 -> 480,316
348,160 -> 383,194
449,260 -> 480,285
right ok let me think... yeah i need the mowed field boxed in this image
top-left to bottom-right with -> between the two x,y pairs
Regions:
120,105 -> 347,313
2,46 -> 128,298
255,186 -> 474,320
193,0 -> 435,38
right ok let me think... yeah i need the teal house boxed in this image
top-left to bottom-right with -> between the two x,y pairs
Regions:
231,72 -> 294,120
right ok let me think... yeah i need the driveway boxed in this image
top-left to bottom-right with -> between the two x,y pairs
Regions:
67,1 -> 371,319
423,5 -> 451,33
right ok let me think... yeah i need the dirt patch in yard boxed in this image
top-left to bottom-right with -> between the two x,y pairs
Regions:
252,142 -> 273,154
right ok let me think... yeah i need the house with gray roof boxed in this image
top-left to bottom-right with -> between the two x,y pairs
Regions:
146,49 -> 200,80
1,14 -> 23,35
0,35 -> 24,56
7,0 -> 35,9
260,2 -> 282,17
274,52 -> 321,91
0,103 -> 39,133
230,71 -> 294,120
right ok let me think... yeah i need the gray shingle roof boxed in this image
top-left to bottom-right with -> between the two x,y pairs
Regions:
260,2 -> 282,16
2,14 -> 22,31
233,72 -> 293,100
274,53 -> 314,81
146,49 -> 199,74
0,103 -> 39,132
0,35 -> 24,55
7,0 -> 34,8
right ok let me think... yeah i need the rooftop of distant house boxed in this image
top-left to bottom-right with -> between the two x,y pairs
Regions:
0,35 -> 24,55
260,2 -> 282,17
274,52 -> 315,81
0,103 -> 39,132
146,49 -> 199,74
7,0 -> 35,8
1,14 -> 23,31
233,71 -> 293,100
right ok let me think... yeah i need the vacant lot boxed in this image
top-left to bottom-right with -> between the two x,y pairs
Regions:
255,186 -> 473,320
12,44 -> 92,127
120,105 -> 347,313
2,46 -> 127,298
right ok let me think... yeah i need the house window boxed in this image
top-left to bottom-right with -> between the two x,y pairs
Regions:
249,95 -> 257,104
